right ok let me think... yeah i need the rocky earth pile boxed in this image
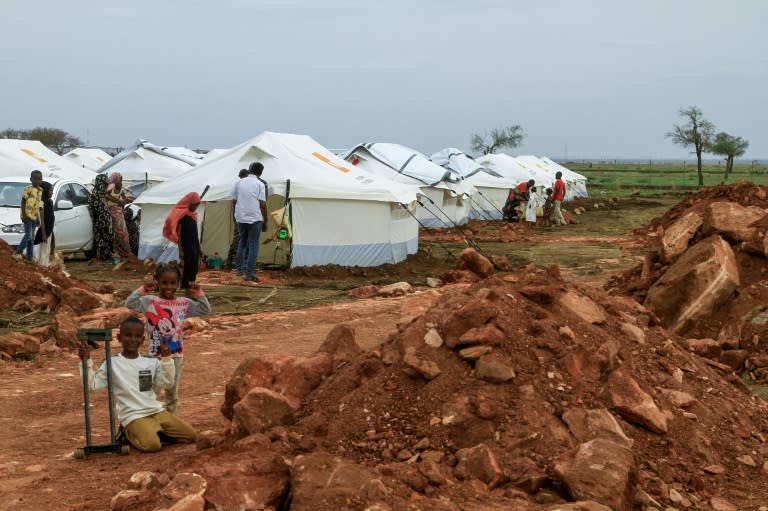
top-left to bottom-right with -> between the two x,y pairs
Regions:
0,240 -> 123,359
108,249 -> 768,511
607,182 -> 768,384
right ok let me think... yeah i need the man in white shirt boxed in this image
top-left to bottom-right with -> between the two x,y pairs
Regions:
231,162 -> 268,281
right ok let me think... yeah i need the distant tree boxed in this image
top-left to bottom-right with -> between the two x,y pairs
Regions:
470,125 -> 524,155
709,132 -> 749,181
665,106 -> 715,187
0,126 -> 83,155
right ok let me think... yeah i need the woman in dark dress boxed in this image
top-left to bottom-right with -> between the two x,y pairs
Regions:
163,192 -> 202,289
33,181 -> 55,265
87,174 -> 115,262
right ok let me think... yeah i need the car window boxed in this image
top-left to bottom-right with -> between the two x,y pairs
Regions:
56,184 -> 75,204
70,183 -> 90,206
0,183 -> 25,207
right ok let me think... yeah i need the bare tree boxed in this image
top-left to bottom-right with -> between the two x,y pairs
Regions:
665,106 -> 715,187
1,126 -> 83,155
709,132 -> 749,181
470,125 -> 524,155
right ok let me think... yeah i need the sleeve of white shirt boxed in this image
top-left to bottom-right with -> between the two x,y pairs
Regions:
258,181 -> 266,201
230,181 -> 239,200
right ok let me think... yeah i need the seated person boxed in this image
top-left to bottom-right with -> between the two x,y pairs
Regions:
78,316 -> 197,452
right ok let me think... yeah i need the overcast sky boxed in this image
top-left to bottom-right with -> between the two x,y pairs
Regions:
2,0 -> 766,159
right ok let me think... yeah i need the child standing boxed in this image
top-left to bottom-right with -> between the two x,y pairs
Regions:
126,264 -> 211,414
162,192 -> 202,289
15,170 -> 45,261
542,188 -> 555,228
78,316 -> 197,452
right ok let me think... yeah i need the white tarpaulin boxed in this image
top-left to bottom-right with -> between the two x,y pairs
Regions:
135,132 -> 421,268
539,156 -> 589,198
63,147 -> 113,171
476,153 -> 551,190
0,139 -> 97,184
98,140 -> 204,186
431,148 -> 517,220
345,143 -> 476,228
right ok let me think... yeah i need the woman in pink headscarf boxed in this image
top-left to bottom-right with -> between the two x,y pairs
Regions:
105,172 -> 135,262
163,192 -> 202,289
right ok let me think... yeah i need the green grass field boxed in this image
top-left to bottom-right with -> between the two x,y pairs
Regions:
568,161 -> 768,197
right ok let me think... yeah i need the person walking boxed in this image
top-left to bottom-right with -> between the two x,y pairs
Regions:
88,174 -> 116,263
231,163 -> 268,282
552,171 -> 567,226
33,181 -> 55,266
163,192 -> 202,289
15,170 -> 44,261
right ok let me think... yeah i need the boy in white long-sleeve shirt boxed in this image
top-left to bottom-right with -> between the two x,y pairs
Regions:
78,316 -> 197,452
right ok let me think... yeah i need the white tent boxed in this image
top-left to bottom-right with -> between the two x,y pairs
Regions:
97,140 -> 204,188
63,147 -> 113,171
430,148 -> 517,220
476,153 -> 550,190
135,132 -> 421,268
539,156 -> 589,198
345,143 -> 476,228
0,139 -> 97,183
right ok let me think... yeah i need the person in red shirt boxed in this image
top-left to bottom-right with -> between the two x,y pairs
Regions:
552,171 -> 567,226
514,179 -> 535,223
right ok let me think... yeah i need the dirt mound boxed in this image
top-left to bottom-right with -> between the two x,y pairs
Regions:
0,240 -> 94,312
420,219 -> 532,243
607,182 -> 768,386
110,254 -> 768,510
633,181 -> 768,237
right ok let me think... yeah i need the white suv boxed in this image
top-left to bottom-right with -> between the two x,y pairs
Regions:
0,176 -> 94,256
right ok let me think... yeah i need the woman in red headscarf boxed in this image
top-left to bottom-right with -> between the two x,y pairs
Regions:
163,192 -> 202,289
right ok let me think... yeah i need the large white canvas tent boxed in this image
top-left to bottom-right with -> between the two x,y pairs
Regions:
538,156 -> 589,198
476,153 -> 551,190
135,132 -> 421,268
430,148 -> 518,220
63,147 -> 113,171
98,140 -> 204,189
344,143 -> 476,228
0,139 -> 97,183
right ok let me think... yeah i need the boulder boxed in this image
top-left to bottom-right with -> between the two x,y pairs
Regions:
221,354 -> 332,419
645,235 -> 739,334
440,299 -> 499,348
659,211 -> 703,263
377,282 -> 413,297
231,388 -> 299,437
561,408 -> 633,448
605,370 -> 668,434
190,442 -> 289,511
684,337 -> 722,360
559,291 -> 606,325
317,324 -> 362,370
0,332 -> 40,359
454,443 -> 503,488
59,287 -> 106,315
53,305 -> 80,349
402,349 -> 441,380
702,201 -> 766,243
553,438 -> 638,511
474,354 -> 516,383
455,248 -> 494,278
290,452 -> 378,510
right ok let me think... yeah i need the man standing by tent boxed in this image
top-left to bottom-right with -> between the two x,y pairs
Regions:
231,163 -> 268,282
552,171 -> 567,226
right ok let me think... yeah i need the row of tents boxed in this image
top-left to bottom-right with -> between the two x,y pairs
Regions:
0,134 -> 588,268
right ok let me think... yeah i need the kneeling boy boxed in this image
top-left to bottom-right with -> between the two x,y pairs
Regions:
78,316 -> 197,452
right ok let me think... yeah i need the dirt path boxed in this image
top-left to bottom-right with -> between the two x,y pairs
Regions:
0,291 -> 441,511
